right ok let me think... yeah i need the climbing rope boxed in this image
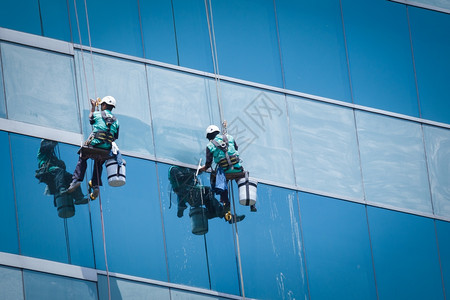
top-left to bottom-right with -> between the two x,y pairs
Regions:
203,1 -> 246,297
203,0 -> 224,129
230,182 -> 246,299
73,0 -> 111,299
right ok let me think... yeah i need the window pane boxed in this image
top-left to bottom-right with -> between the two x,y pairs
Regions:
70,0 -> 143,57
341,0 -> 419,116
11,134 -> 71,263
356,111 -> 432,213
0,59 -> 6,118
74,51 -> 154,157
238,185 -> 308,299
299,193 -> 377,300
436,220 -> 450,300
0,132 -> 19,254
88,158 -> 167,281
197,172 -> 240,295
0,0 -> 41,35
172,0 -> 213,72
23,270 -> 98,300
0,266 -> 24,300
98,275 -> 170,300
220,82 -> 295,186
423,125 -> 450,218
147,66 -> 220,165
288,96 -> 363,200
276,0 -> 351,101
171,289 -> 228,300
39,0 -> 72,41
409,7 -> 450,124
158,163 -> 210,289
1,43 -> 80,133
367,207 -> 444,299
211,0 -> 282,87
139,0 -> 178,65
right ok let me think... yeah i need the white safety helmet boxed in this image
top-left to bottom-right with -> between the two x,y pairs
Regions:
205,125 -> 220,138
100,96 -> 116,108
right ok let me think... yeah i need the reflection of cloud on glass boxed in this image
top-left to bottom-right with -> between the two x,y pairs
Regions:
35,139 -> 88,218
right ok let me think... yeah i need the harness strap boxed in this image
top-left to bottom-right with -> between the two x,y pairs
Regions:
94,131 -> 115,143
211,135 -> 234,170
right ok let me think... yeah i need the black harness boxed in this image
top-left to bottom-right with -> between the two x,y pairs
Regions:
93,111 -> 118,143
211,135 -> 241,171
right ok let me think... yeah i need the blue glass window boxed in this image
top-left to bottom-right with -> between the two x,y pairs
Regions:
238,185 -> 308,299
0,266 -> 23,300
139,0 -> 178,65
299,193 -> 377,300
0,132 -> 18,254
436,220 -> 450,300
210,0 -> 282,87
423,125 -> 450,218
0,58 -> 6,118
74,51 -> 154,157
158,163 -> 211,289
23,270 -> 98,300
69,0 -> 143,57
171,0 -> 213,72
276,0 -> 351,101
0,0 -> 41,36
11,134 -> 95,266
219,82 -> 295,186
356,111 -> 432,213
367,207 -> 444,299
1,43 -> 80,133
98,275 -> 170,299
341,0 -> 419,116
147,66 -> 220,165
88,158 -> 167,281
39,0 -> 72,41
409,7 -> 450,124
288,96 -> 363,200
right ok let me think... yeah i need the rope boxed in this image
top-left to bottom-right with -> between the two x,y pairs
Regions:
204,0 -> 224,128
94,161 -> 111,300
230,181 -> 246,299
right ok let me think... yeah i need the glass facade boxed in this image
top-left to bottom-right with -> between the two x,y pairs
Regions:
0,1 -> 449,299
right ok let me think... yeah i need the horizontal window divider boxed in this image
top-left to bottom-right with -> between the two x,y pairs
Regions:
0,251 -> 98,282
0,118 -> 83,145
0,252 -> 245,299
0,27 -> 73,55
389,0 -> 450,15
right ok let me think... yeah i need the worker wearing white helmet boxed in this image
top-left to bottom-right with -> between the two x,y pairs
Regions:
67,96 -> 120,197
199,124 -> 257,216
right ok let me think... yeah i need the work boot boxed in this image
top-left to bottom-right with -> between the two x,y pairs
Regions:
67,180 -> 81,193
72,186 -> 88,205
228,214 -> 245,224
250,205 -> 257,212
89,180 -> 99,200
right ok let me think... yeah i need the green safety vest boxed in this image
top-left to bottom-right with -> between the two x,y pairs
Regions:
90,110 -> 119,149
207,134 -> 242,173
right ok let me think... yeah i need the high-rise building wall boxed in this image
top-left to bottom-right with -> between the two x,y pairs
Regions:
0,1 -> 449,299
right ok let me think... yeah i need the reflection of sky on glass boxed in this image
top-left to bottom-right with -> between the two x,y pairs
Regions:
356,111 -> 432,213
423,125 -> 450,218
2,43 -> 79,132
288,96 -> 363,200
218,82 -> 295,186
148,66 -> 220,165
74,51 -> 154,156
238,185 -> 308,299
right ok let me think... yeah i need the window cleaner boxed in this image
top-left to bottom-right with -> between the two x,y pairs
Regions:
67,96 -> 123,200
199,122 -> 257,222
